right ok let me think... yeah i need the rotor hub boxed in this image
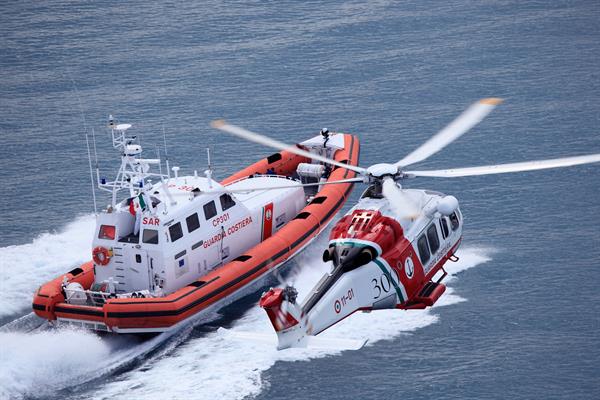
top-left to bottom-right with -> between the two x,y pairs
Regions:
366,163 -> 398,178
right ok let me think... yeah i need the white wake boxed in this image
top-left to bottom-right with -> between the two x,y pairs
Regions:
0,215 -> 96,319
0,216 -> 492,400
0,215 -> 198,400
87,246 -> 493,400
0,323 -> 194,400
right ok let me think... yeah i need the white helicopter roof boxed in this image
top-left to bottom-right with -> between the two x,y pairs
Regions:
353,188 -> 444,241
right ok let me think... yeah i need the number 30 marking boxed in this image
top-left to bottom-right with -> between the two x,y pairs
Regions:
372,270 -> 398,299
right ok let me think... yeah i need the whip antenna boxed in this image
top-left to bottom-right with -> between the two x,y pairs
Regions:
206,147 -> 213,188
162,124 -> 171,179
85,133 -> 98,214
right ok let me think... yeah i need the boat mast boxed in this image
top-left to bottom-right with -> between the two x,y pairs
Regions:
97,116 -> 169,210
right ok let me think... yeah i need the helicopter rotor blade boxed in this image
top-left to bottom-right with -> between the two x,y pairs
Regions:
395,98 -> 503,168
406,153 -> 600,178
208,177 -> 363,194
381,177 -> 421,220
211,120 -> 367,175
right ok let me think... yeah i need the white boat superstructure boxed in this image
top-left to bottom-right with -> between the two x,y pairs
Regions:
80,121 -> 322,300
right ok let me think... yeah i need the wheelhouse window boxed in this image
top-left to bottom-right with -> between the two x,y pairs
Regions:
440,218 -> 449,239
427,224 -> 440,254
169,222 -> 184,242
142,229 -> 159,244
203,201 -> 217,220
186,213 -> 200,233
219,194 -> 236,211
417,235 -> 430,265
98,225 -> 116,240
449,212 -> 460,231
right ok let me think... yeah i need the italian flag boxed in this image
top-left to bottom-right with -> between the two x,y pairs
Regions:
128,193 -> 147,216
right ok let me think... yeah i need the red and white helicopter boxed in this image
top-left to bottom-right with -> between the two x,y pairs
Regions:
213,98 -> 600,350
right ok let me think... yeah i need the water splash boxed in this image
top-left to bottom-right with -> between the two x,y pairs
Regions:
87,246 -> 492,400
0,323 -> 194,400
0,215 -> 95,319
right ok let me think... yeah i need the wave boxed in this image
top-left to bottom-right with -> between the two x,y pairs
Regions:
0,215 -> 96,320
85,246 -> 493,400
0,323 -> 194,400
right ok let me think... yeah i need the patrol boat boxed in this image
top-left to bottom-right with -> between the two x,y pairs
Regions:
32,119 -> 360,333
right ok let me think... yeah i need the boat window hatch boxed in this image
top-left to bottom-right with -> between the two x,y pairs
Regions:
204,201 -> 217,220
186,213 -> 200,233
310,196 -> 327,205
169,222 -> 184,242
219,194 -> 236,211
294,211 -> 311,220
143,229 -> 159,244
69,267 -> 84,276
267,152 -> 282,164
98,225 -> 116,240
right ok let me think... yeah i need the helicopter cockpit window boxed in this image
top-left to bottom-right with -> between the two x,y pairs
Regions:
440,218 -> 449,239
449,212 -> 460,231
204,201 -> 217,220
417,235 -> 430,265
427,224 -> 440,254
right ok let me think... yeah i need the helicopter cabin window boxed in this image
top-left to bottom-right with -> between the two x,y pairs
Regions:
169,222 -> 184,242
142,229 -> 159,244
186,213 -> 200,233
449,212 -> 460,231
203,201 -> 217,220
98,225 -> 116,240
417,235 -> 430,265
427,224 -> 440,254
220,194 -> 236,211
440,218 -> 450,239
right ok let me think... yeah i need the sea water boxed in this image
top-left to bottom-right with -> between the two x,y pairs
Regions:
1,1 -> 599,399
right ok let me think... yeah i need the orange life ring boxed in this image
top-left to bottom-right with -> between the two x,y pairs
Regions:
93,246 -> 112,266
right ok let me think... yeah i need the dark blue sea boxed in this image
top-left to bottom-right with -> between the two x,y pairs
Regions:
1,1 -> 599,399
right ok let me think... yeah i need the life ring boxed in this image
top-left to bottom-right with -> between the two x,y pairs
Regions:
93,246 -> 112,266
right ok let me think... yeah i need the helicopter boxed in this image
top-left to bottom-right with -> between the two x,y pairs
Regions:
212,98 -> 600,350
